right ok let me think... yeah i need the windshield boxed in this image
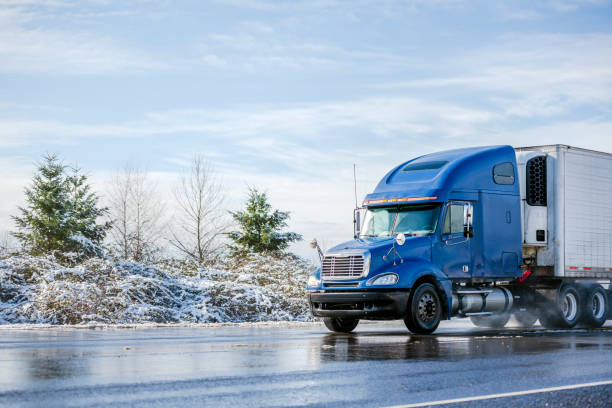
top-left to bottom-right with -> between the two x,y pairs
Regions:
360,204 -> 441,238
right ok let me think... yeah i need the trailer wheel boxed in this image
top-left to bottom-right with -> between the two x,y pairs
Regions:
470,313 -> 511,328
539,284 -> 581,329
579,285 -> 608,328
513,310 -> 538,327
323,317 -> 359,333
404,283 -> 441,334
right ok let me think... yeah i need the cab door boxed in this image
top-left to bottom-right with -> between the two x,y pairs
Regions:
434,201 -> 474,279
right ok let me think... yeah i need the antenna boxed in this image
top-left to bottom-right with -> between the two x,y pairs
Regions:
353,163 -> 358,209
353,163 -> 360,240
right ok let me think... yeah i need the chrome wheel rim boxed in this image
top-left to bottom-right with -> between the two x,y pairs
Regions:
562,292 -> 578,322
593,292 -> 606,320
417,291 -> 437,324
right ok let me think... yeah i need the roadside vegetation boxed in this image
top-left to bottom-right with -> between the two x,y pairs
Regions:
1,153 -> 312,325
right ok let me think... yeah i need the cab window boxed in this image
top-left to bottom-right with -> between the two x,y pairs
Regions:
493,162 -> 515,185
443,204 -> 464,235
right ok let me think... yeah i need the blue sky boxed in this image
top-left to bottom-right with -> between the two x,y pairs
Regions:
1,0 -> 612,257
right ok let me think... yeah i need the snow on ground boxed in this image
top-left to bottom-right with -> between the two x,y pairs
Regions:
0,252 -> 316,325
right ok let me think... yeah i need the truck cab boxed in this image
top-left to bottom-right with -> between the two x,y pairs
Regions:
307,145 -> 611,333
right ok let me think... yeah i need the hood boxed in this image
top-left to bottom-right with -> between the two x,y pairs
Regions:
327,236 -> 396,253
327,235 -> 432,275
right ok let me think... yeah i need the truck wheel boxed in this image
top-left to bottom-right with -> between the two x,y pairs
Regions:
323,317 -> 359,333
579,285 -> 608,328
539,284 -> 581,329
470,313 -> 511,328
404,283 -> 441,334
513,310 -> 538,327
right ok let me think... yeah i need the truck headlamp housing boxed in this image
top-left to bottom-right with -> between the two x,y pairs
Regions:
366,273 -> 398,286
307,275 -> 321,288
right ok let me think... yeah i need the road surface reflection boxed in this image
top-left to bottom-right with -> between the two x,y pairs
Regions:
309,328 -> 612,362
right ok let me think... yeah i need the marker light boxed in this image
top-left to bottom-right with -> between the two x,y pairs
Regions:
366,273 -> 399,286
364,196 -> 438,205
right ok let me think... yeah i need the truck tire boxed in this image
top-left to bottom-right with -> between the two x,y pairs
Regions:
323,317 -> 359,333
513,310 -> 538,327
539,284 -> 581,329
470,313 -> 511,328
579,285 -> 608,328
404,283 -> 442,334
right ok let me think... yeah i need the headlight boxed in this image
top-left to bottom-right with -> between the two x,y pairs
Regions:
307,275 -> 321,288
366,273 -> 398,286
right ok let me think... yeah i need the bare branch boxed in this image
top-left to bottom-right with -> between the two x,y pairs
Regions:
169,155 -> 227,264
106,163 -> 166,262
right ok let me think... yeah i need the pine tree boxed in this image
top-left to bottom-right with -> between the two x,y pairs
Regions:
12,154 -> 110,255
64,166 -> 110,253
228,187 -> 302,255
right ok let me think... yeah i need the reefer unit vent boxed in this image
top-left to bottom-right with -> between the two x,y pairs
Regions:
526,156 -> 547,206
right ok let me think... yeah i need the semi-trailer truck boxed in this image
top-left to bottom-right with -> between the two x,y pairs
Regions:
306,145 -> 612,334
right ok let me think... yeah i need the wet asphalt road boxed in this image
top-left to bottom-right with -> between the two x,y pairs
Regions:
0,320 -> 611,408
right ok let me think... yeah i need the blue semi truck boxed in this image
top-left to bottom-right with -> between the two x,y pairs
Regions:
307,145 -> 612,333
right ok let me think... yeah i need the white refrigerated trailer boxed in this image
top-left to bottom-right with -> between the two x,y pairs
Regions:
513,145 -> 612,327
517,145 -> 612,277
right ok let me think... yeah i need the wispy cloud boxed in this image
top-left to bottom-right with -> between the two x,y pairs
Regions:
387,33 -> 612,118
0,4 -> 172,75
215,0 -> 610,17
0,96 -> 497,148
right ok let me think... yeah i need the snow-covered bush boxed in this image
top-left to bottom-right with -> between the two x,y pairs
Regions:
0,252 -> 314,325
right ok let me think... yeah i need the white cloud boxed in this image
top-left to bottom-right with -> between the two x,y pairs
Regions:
0,4 -> 172,75
545,0 -> 609,13
0,96 -> 497,150
389,33 -> 612,118
197,21 -> 421,73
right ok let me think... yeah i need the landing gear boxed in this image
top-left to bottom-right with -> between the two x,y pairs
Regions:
404,283 -> 442,334
579,285 -> 608,328
323,317 -> 359,333
469,313 -> 511,328
539,284 -> 581,329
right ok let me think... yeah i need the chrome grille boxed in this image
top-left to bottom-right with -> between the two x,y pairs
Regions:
322,255 -> 365,280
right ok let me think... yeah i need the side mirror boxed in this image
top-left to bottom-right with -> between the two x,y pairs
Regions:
395,233 -> 406,246
309,238 -> 318,249
353,208 -> 362,239
310,238 -> 324,262
463,203 -> 474,238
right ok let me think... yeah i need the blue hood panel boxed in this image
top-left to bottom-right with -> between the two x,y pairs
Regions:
328,237 -> 395,253
328,236 -> 432,279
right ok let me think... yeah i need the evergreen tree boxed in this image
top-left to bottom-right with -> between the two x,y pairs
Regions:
12,154 -> 110,255
64,166 -> 110,252
228,187 -> 302,254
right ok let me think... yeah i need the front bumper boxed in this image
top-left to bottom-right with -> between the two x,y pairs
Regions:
309,290 -> 410,320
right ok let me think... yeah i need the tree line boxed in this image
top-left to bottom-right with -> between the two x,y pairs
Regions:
11,153 -> 302,263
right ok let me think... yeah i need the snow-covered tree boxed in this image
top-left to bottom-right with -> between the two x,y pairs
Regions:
12,154 -> 109,255
228,187 -> 302,255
